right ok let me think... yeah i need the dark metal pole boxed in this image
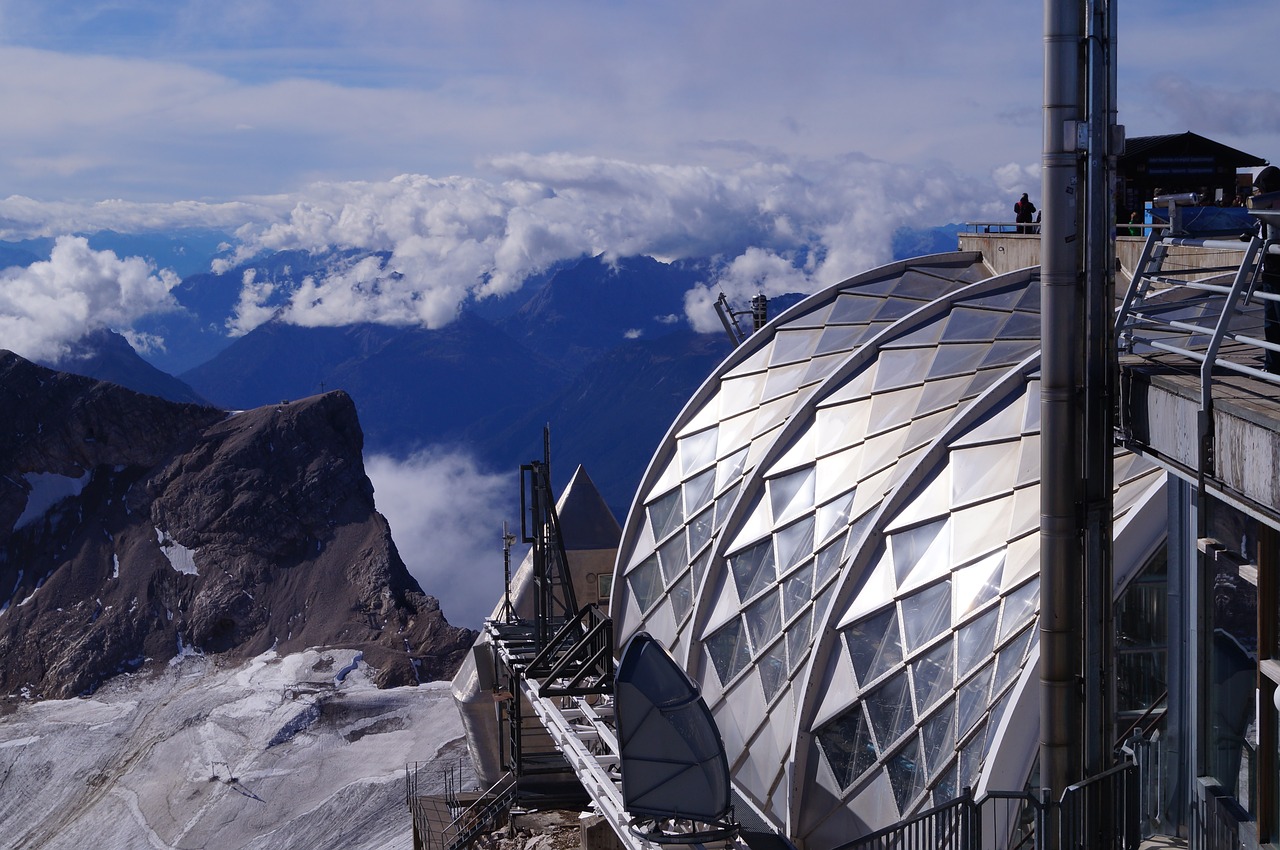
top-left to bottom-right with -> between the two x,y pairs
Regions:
1041,0 -> 1085,822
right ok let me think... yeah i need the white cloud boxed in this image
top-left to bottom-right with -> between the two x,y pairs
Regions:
0,236 -> 180,362
365,448 -> 520,630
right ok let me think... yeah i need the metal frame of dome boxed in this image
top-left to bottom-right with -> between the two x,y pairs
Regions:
610,253 -> 1168,847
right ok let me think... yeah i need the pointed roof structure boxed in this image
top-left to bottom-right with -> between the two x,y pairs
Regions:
557,464 -> 622,551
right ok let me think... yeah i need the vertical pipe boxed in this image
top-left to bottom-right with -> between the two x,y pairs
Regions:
1040,0 -> 1084,819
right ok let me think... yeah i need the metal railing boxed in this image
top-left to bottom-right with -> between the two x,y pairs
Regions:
833,787 -> 1042,850
406,768 -> 517,850
1057,761 -> 1140,850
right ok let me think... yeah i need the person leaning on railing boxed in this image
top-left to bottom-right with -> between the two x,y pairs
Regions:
1251,165 -> 1280,373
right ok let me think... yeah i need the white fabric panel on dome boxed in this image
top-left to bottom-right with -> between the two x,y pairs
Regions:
903,408 -> 957,455
715,445 -> 749,492
676,398 -> 721,440
771,428 -> 817,477
769,328 -> 824,367
1000,531 -> 1039,592
998,578 -> 1039,642
951,396 -> 1026,448
952,550 -> 1005,621
1014,434 -> 1041,488
814,401 -> 871,458
701,572 -> 742,637
802,351 -> 850,386
857,424 -> 911,481
941,307 -> 1008,343
644,456 -> 683,508
889,518 -> 948,588
1008,486 -> 1039,540
679,427 -> 719,477
723,343 -> 775,379
812,641 -> 861,729
624,515 -> 657,571
684,467 -> 717,516
849,465 -> 895,518
926,342 -> 990,380
752,395 -> 797,440
867,386 -> 925,436
884,468 -> 951,533
915,373 -> 972,418
872,347 -> 936,393
815,490 -> 857,545
838,547 -> 895,628
762,361 -> 814,403
770,466 -> 816,528
719,371 -> 768,420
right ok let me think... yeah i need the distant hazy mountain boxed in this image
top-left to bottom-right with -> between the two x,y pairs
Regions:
41,328 -> 210,405
0,228 -> 233,278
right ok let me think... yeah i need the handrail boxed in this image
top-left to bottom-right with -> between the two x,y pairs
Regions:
831,787 -> 1042,850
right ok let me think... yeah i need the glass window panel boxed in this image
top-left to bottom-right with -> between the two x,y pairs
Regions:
903,408 -> 954,455
762,361 -> 811,402
915,373 -> 972,419
716,447 -> 750,493
759,640 -> 788,700
957,664 -> 994,737
993,625 -> 1034,697
715,480 -> 743,531
777,516 -> 816,575
980,338 -> 1040,369
706,618 -> 752,684
745,589 -> 783,650
891,519 -> 948,587
891,269 -> 954,300
688,505 -> 715,558
730,537 -> 776,602
959,720 -> 989,790
951,442 -> 1020,507
1016,285 -> 1041,313
935,761 -> 959,804
865,672 -> 914,750
901,580 -> 952,652
816,490 -> 856,545
783,561 -> 815,621
874,296 -> 925,322
828,292 -> 885,325
672,571 -> 694,623
684,468 -> 717,516
873,348 -> 935,393
723,343 -> 773,378
922,699 -> 957,778
787,607 -> 814,672
691,547 -> 712,590
815,323 -> 868,356
814,581 -> 838,627
679,427 -> 719,476
887,736 -> 926,815
802,352 -> 848,387
912,638 -> 954,716
953,552 -> 1005,621
782,299 -> 835,330
963,367 -> 1006,400
846,606 -> 904,687
956,606 -> 1000,679
868,386 -> 925,436
926,343 -> 989,380
941,307 -> 1008,343
960,284 -> 1023,310
769,465 -> 816,527
814,534 -> 845,592
718,372 -> 768,420
768,328 -> 823,366
648,487 -> 684,542
657,533 -> 687,587
628,555 -> 663,613
1000,578 -> 1040,641
816,706 -> 878,790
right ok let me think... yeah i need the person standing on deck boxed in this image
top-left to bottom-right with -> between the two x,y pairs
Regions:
1015,193 -> 1037,234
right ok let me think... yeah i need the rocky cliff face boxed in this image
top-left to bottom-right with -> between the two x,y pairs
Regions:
0,350 -> 475,704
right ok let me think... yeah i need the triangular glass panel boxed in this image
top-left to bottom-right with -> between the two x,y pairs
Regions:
815,705 -> 878,790
628,555 -> 663,613
729,537 -> 776,603
768,328 -> 823,367
911,638 -> 953,715
1008,486 -> 1038,540
915,373 -> 972,419
955,605 -> 1000,679
959,720 -> 989,789
684,467 -> 717,516
724,491 -> 771,555
828,292 -> 886,325
868,386 -> 925,435
688,505 -> 715,558
815,401 -> 871,457
769,465 -> 816,527
893,269 -> 956,299
745,589 -> 783,649
691,547 -> 712,590
718,372 -> 767,420
993,624 -> 1034,697
815,324 -> 868,357
894,519 -> 952,596
845,606 -> 904,687
762,361 -> 812,403
998,310 -> 1042,339
889,318 -> 946,348
787,607 -> 814,672
950,441 -> 1020,507
776,516 -> 816,575
953,398 -> 1025,448
677,396 -> 723,439
901,579 -> 952,652
715,481 -> 743,531
802,352 -> 849,387
706,617 -> 752,684
816,444 -> 863,506
814,534 -> 847,594
874,296 -> 925,322
858,424 -> 911,481
952,550 -> 1005,621
887,736 -> 926,815
813,581 -> 838,628
960,283 -> 1024,310
782,562 -> 814,621
903,408 -> 953,454
782,299 -> 834,330
957,664 -> 993,737
872,348 -> 935,393
821,362 -> 878,407
935,761 -> 960,804
941,307 -> 1008,343
1022,380 -> 1042,433
679,427 -> 719,477
671,571 -> 694,623
716,446 -> 750,494
771,428 -> 817,478
645,456 -> 682,506
927,343 -> 989,380
950,497 -> 1013,568
724,343 -> 773,378
865,671 -> 914,751
716,410 -> 758,460
962,367 -> 1006,400
751,396 -> 794,440
885,472 -> 949,534
999,577 -> 1040,641
977,337 -> 1039,368
921,699 -> 957,778
657,532 -> 688,587
648,487 -> 684,543
759,639 -> 789,701
816,489 -> 857,546
1015,434 -> 1040,488
890,519 -> 947,587
1015,284 -> 1041,313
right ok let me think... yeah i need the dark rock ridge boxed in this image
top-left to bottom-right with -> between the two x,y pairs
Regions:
0,350 -> 475,705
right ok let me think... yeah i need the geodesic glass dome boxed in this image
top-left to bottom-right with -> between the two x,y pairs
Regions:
611,253 -> 1166,847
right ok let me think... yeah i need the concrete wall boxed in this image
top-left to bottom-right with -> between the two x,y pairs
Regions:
958,232 -> 1247,280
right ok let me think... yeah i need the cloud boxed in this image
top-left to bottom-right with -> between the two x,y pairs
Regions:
217,153 -> 1009,336
0,235 -> 180,362
365,447 -> 521,630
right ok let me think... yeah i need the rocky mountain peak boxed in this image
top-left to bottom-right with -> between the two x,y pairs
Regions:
0,350 -> 474,706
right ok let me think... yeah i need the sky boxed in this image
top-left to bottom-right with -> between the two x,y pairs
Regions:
3,1 -> 1279,626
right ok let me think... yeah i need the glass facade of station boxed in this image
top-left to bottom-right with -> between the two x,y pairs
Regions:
611,253 -> 1168,846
